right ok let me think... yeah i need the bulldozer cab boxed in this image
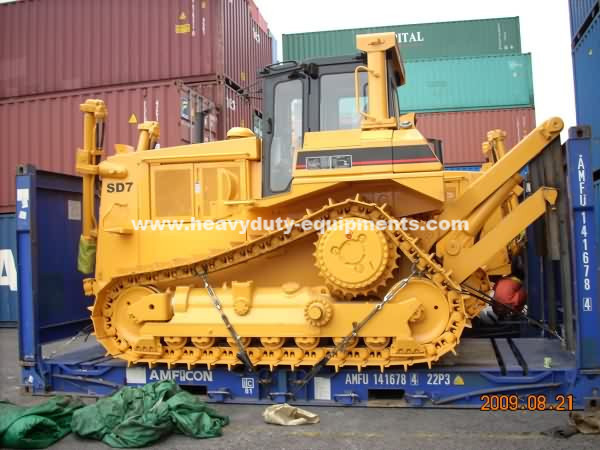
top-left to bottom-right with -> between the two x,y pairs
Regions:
259,34 -> 406,197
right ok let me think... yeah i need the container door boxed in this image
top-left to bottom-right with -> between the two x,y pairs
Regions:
0,214 -> 17,324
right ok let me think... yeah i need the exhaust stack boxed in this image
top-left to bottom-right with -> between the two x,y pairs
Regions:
355,32 -> 405,130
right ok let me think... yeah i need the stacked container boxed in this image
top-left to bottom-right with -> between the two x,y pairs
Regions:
0,0 -> 273,97
570,0 -> 599,40
569,0 -> 600,263
283,17 -> 535,168
0,0 -> 273,322
398,54 -> 533,113
570,1 -> 600,171
283,17 -> 522,61
416,109 -> 536,167
0,0 -> 274,212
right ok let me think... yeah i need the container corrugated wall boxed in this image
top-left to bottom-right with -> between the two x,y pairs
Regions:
416,108 -> 536,166
0,0 -> 273,98
193,81 -> 256,139
570,0 -> 599,37
0,80 -> 221,212
224,0 -> 273,90
595,180 -> 600,262
400,54 -> 534,113
283,17 -> 521,61
572,13 -> 600,170
0,213 -> 17,324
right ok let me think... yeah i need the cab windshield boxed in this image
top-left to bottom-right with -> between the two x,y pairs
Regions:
320,72 -> 368,131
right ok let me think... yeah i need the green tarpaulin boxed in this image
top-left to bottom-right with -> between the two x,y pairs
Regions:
0,396 -> 84,449
71,380 -> 229,448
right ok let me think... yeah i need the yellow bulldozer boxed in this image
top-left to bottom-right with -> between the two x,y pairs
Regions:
75,33 -> 562,374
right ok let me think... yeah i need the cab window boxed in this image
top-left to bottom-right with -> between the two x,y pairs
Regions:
270,80 -> 303,192
320,72 -> 367,130
392,87 -> 400,118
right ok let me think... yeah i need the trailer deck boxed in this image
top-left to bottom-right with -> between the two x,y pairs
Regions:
30,337 -> 593,408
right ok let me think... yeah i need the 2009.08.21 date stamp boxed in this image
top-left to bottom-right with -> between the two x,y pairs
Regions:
480,394 -> 574,411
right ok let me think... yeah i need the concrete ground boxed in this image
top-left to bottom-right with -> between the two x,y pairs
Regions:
1,328 -> 598,449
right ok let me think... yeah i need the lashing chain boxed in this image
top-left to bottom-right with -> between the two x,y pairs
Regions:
198,270 -> 256,373
293,270 -> 416,393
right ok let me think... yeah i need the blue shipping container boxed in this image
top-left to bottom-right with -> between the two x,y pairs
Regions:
570,0 -> 599,38
0,213 -> 17,324
16,167 -> 91,347
595,180 -> 600,263
573,13 -> 600,170
593,139 -> 600,174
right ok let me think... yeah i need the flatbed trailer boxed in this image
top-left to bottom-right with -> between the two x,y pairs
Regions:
36,338 -> 585,408
15,130 -> 600,408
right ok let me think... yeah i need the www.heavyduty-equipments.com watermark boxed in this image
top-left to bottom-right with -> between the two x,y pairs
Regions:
131,217 -> 469,234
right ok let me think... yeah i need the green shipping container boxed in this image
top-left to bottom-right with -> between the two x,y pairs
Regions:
399,53 -> 534,112
283,17 -> 521,61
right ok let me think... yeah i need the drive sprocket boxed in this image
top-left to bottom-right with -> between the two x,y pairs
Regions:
314,216 -> 397,299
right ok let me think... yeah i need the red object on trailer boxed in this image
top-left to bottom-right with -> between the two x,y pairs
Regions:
416,108 -> 536,166
493,277 -> 527,315
0,0 -> 273,99
0,80 -> 221,212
